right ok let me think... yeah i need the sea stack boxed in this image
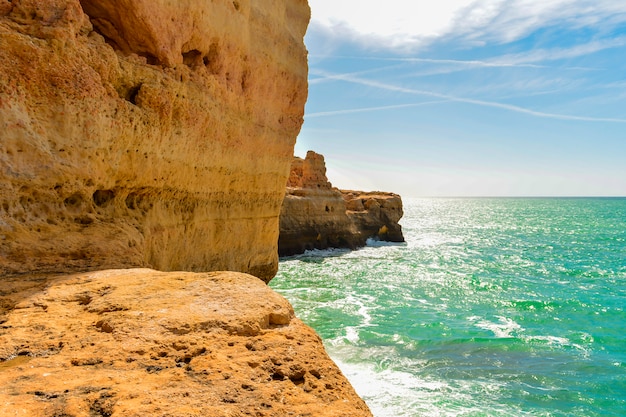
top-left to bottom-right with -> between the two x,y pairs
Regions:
279,151 -> 404,256
0,1 -> 372,415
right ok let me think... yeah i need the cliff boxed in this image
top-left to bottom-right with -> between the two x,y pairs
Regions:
0,269 -> 371,416
0,0 -> 310,282
279,151 -> 404,256
0,1 -> 373,416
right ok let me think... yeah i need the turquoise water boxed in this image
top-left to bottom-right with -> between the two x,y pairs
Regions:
270,198 -> 626,416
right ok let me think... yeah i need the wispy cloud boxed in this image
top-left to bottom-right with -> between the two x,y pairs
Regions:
305,101 -> 450,118
311,70 -> 626,123
311,55 -> 548,69
309,49 -> 603,85
309,0 -> 626,50
490,37 -> 626,66
453,0 -> 626,45
308,64 -> 407,85
308,0 -> 474,49
311,37 -> 623,70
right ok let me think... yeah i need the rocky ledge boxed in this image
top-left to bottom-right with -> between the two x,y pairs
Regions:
0,269 -> 372,416
0,1 -> 375,415
279,151 -> 404,256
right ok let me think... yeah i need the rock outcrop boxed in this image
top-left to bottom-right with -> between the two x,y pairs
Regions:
0,2 -> 376,415
0,0 -> 310,282
0,269 -> 372,416
342,190 -> 405,243
279,151 -> 404,256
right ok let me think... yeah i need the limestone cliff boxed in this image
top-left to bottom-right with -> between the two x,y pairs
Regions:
0,269 -> 372,416
0,2 -> 376,415
279,151 -> 404,256
0,0 -> 310,282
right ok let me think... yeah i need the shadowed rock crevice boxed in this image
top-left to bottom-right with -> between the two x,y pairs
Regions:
92,190 -> 115,207
78,0 -> 227,71
78,0 -> 164,65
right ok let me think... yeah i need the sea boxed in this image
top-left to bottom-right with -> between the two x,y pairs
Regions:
269,198 -> 626,417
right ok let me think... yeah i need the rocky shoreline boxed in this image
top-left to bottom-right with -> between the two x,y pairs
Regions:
0,1 -> 381,416
279,151 -> 404,256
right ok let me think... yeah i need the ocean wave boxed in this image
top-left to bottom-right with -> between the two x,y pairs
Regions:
470,316 -> 523,339
273,198 -> 626,416
328,344 -> 532,417
365,237 -> 407,248
280,247 -> 351,261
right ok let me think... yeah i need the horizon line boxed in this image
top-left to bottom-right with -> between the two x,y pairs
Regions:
402,195 -> 626,199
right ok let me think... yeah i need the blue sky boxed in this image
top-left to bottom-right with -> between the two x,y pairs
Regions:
295,0 -> 626,197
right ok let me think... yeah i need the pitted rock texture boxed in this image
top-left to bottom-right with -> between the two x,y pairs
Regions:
287,150 -> 332,189
0,0 -> 310,281
342,190 -> 404,244
279,151 -> 404,256
0,269 -> 372,417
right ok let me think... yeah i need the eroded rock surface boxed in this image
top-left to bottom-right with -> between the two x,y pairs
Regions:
342,190 -> 405,244
279,151 -> 404,256
0,269 -> 372,416
0,0 -> 310,281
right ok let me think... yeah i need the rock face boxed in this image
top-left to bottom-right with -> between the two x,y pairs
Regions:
0,269 -> 372,416
279,151 -> 404,256
0,3 -> 376,414
0,0 -> 310,282
342,190 -> 405,243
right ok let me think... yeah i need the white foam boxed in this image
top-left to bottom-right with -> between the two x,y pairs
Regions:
344,326 -> 360,344
281,247 -> 350,260
472,316 -> 523,338
327,345 -> 525,417
326,293 -> 376,345
522,334 -> 592,357
365,237 -> 406,248
330,351 -> 448,417
524,335 -> 570,346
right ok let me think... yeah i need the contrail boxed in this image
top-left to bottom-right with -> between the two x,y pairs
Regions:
310,55 -> 548,69
306,100 -> 450,118
314,71 -> 626,123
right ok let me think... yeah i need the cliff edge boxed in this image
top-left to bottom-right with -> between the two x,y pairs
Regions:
0,0 -> 310,282
0,269 -> 371,416
279,151 -> 404,256
0,1 -> 373,416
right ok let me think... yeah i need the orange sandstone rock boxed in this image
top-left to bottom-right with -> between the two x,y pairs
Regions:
0,2 -> 374,415
0,269 -> 372,417
342,190 -> 405,243
279,151 -> 404,256
0,0 -> 310,281
287,150 -> 333,189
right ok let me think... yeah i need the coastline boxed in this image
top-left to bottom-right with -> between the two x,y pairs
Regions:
279,151 -> 404,256
0,1 -> 375,415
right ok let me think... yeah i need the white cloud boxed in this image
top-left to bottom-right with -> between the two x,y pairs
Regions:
308,0 -> 626,50
308,0 -> 474,48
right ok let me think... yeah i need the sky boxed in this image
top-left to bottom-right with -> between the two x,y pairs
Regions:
294,0 -> 626,197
